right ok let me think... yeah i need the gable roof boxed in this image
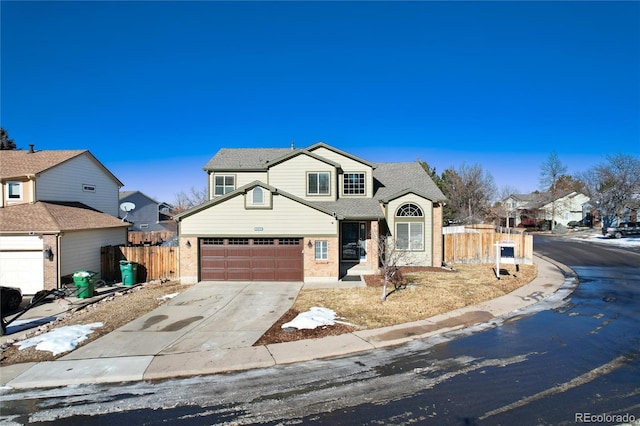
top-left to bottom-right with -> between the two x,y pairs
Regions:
0,201 -> 131,233
374,162 -> 446,202
307,142 -> 376,169
0,149 -> 124,186
264,149 -> 342,169
174,181 -> 340,220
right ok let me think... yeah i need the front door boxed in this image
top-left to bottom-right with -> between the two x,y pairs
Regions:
341,222 -> 367,261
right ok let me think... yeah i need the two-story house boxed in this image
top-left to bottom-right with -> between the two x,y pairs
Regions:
501,191 -> 590,228
119,191 -> 175,233
0,146 -> 130,295
174,142 -> 446,284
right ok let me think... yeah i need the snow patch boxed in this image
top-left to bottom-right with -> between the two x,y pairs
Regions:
15,323 -> 103,356
282,307 -> 337,330
158,292 -> 179,301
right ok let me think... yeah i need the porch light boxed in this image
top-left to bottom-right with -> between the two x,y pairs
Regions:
43,247 -> 53,261
307,240 -> 313,248
185,240 -> 191,248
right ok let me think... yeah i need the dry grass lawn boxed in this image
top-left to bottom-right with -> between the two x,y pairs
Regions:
295,263 -> 537,329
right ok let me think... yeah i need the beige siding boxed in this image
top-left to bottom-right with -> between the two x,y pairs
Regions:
386,194 -> 434,266
37,154 -> 120,216
310,146 -> 374,197
208,171 -> 267,199
2,178 -> 35,206
60,228 -> 127,277
269,154 -> 337,201
181,193 -> 338,237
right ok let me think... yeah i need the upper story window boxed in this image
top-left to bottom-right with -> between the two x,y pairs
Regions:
7,182 -> 23,200
214,175 -> 235,196
308,172 -> 330,195
343,172 -> 365,195
396,203 -> 423,217
252,187 -> 264,205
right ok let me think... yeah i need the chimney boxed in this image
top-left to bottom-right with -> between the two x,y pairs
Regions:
28,144 -> 35,153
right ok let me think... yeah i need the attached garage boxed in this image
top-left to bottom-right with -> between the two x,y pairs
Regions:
0,236 -> 44,295
200,237 -> 303,281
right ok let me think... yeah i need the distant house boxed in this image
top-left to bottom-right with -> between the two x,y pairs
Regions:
501,191 -> 590,228
175,142 -> 446,284
0,146 -> 129,295
119,191 -> 175,233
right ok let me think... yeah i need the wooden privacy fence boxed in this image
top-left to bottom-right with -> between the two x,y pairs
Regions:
101,245 -> 177,283
443,229 -> 533,264
128,231 -> 176,246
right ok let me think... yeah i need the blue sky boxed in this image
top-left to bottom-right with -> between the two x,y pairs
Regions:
2,1 -> 639,203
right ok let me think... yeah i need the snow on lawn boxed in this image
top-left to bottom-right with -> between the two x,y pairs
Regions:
157,292 -> 179,301
576,233 -> 640,248
15,323 -> 103,356
282,307 -> 339,330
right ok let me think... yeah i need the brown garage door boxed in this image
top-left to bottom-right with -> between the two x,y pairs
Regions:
200,238 -> 303,281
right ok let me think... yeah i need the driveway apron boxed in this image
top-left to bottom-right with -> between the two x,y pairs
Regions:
60,281 -> 303,360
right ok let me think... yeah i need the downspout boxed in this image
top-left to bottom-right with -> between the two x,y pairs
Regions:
56,233 -> 62,289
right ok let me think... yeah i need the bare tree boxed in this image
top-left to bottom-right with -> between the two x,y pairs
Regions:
172,186 -> 208,214
578,154 -> 640,227
441,163 -> 496,225
378,236 -> 413,301
539,151 -> 567,231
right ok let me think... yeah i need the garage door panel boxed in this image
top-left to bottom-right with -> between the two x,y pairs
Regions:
200,238 -> 303,281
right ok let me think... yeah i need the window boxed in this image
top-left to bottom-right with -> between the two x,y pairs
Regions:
252,187 -> 264,204
214,175 -> 235,196
315,240 -> 328,260
308,172 -> 330,195
343,173 -> 365,195
396,203 -> 423,217
396,223 -> 424,250
7,182 -> 22,200
396,203 -> 424,250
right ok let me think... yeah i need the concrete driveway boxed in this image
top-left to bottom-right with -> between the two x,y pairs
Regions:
60,281 -> 303,361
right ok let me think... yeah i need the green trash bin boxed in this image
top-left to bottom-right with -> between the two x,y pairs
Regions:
73,271 -> 97,299
119,260 -> 138,286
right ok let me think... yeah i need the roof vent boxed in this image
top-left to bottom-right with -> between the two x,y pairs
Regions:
28,144 -> 35,153
290,141 -> 295,150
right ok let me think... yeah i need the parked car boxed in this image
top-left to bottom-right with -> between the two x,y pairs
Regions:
605,222 -> 640,239
1,286 -> 23,315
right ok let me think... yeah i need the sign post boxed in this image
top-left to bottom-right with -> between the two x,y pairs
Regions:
495,240 -> 516,279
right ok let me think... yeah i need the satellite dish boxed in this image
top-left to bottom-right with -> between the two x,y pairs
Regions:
120,202 -> 136,212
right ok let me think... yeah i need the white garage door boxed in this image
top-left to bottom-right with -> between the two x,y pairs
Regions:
0,236 -> 44,295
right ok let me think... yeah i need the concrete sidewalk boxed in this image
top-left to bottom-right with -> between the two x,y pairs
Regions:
0,255 -> 574,390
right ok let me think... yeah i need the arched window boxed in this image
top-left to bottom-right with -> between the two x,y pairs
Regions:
396,203 -> 423,217
395,203 -> 424,250
252,187 -> 264,205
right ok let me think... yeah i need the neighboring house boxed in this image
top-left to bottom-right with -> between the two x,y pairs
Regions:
501,191 -> 590,228
540,191 -> 590,227
119,191 -> 176,233
174,142 -> 446,284
0,146 -> 129,295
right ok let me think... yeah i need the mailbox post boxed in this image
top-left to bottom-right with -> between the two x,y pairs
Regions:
495,240 -> 516,279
